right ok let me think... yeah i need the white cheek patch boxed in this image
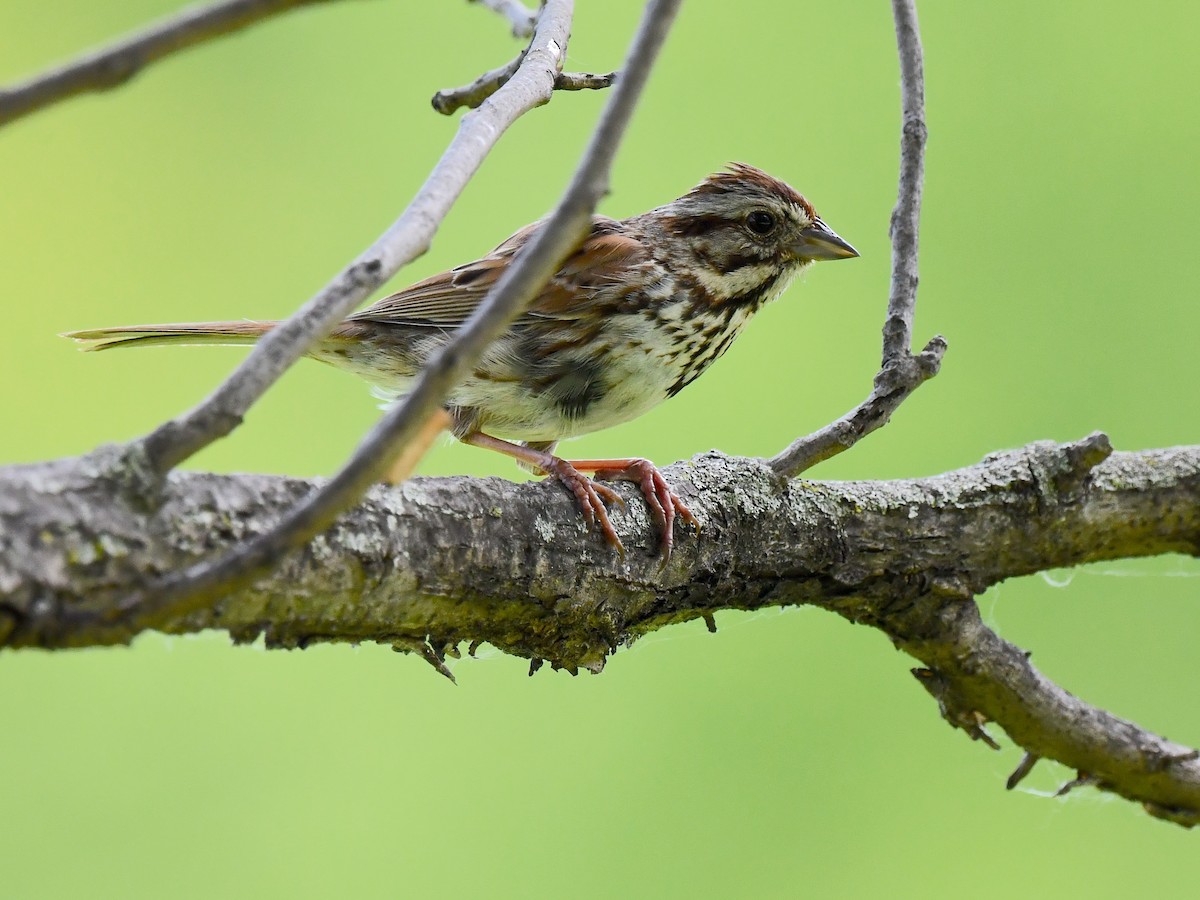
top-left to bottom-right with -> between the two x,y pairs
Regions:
691,261 -> 779,298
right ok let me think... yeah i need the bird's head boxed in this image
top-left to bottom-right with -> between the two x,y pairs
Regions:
652,163 -> 858,306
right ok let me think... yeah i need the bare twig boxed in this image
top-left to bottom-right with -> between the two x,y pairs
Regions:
4,439 -> 1198,824
906,602 -> 1200,827
765,338 -> 945,475
136,0 -> 576,475
432,53 -> 527,114
1006,752 -> 1041,791
0,0 -> 365,128
432,50 -> 616,115
881,0 -> 928,363
470,0 -> 538,37
768,0 -> 944,478
118,0 -> 683,634
555,71 -> 617,92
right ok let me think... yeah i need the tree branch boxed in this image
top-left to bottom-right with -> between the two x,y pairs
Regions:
0,0 -> 367,128
432,52 -> 528,115
881,0 -> 929,364
432,56 -> 617,116
431,3 -> 617,117
909,605 -> 1200,828
133,0 -> 578,476
768,0 -> 944,478
553,71 -> 618,92
2,437 -> 1197,821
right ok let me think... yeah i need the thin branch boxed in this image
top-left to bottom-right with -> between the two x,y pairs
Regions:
118,0 -> 683,634
0,0 -> 364,129
554,71 -> 617,92
766,335 -> 946,474
768,0 -> 943,478
135,0 -> 576,475
3,439 -> 1198,823
881,0 -> 928,364
433,0 -> 613,116
1005,752 -> 1041,791
432,53 -> 526,114
433,57 -> 617,115
908,602 -> 1200,828
470,0 -> 538,37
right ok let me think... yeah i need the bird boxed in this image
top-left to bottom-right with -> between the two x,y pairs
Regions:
65,163 -> 858,560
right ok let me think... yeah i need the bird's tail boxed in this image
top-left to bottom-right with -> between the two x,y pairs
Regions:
62,320 -> 277,352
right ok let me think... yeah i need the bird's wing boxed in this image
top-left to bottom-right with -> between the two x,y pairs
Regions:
347,216 -> 647,328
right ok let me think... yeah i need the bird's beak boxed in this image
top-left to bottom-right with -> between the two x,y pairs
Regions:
792,218 -> 859,261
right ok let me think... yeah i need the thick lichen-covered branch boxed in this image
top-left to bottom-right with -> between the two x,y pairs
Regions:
1,437 -> 1197,822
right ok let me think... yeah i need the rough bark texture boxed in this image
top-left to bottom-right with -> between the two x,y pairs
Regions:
2,439 -> 1194,654
2,437 -> 1198,821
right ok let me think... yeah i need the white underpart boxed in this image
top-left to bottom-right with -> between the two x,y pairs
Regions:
361,266 -> 808,442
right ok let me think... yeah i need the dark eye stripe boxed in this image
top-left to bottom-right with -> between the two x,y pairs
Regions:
665,214 -> 729,237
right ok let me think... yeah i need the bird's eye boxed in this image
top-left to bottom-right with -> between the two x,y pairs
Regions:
746,210 -> 776,235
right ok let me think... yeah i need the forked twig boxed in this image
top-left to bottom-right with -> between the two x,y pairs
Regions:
768,0 -> 944,478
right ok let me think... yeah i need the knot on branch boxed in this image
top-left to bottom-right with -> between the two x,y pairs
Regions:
1060,431 -> 1114,487
916,334 -> 947,374
873,340 -> 944,395
901,113 -> 927,145
1005,752 -> 1041,790
346,257 -> 385,291
1021,432 -> 1113,501
77,441 -> 166,511
1143,800 -> 1200,829
96,52 -> 142,89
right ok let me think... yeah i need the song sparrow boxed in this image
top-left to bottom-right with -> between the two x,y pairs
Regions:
66,164 -> 858,560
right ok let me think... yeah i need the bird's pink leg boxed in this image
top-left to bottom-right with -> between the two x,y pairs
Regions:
462,433 -> 628,555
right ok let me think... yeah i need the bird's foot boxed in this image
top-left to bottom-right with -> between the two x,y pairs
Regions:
458,433 -> 697,562
536,456 -> 627,556
573,457 -> 700,564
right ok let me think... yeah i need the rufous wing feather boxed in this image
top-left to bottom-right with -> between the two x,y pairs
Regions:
346,216 -> 648,329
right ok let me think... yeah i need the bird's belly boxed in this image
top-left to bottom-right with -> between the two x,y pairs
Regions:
352,309 -> 751,443
454,343 -> 678,442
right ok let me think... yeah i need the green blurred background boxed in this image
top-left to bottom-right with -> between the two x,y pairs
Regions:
2,0 -> 1198,895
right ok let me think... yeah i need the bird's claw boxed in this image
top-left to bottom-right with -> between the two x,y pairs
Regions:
541,457 -> 627,557
540,455 -> 698,564
593,458 -> 699,565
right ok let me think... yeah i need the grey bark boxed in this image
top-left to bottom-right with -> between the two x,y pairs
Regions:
1,436 -> 1197,823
